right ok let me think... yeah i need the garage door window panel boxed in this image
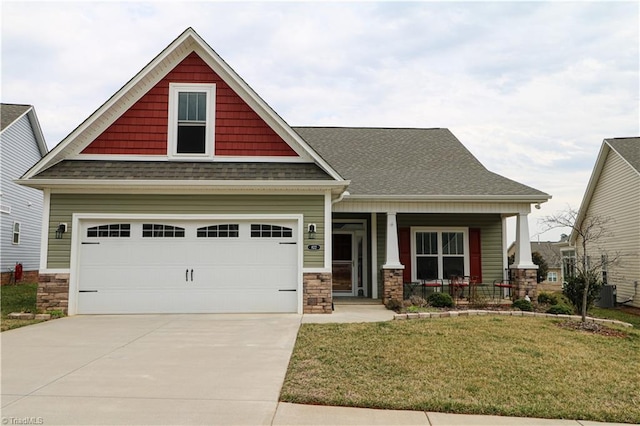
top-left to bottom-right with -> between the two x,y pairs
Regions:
142,224 -> 185,238
197,224 -> 239,238
251,224 -> 293,238
87,224 -> 131,238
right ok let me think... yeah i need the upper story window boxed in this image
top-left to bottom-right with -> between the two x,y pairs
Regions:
168,83 -> 215,159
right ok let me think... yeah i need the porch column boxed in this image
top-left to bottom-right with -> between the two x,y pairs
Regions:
512,213 -> 537,269
383,212 -> 402,269
382,212 -> 404,304
510,212 -> 538,301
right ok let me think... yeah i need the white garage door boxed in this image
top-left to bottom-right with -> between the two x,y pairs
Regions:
76,220 -> 299,314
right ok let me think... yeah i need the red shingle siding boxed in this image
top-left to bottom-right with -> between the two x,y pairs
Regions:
82,52 -> 297,157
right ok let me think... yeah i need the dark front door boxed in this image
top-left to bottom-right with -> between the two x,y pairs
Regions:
332,233 -> 353,292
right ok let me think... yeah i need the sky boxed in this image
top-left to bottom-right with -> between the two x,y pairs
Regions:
2,1 -> 639,243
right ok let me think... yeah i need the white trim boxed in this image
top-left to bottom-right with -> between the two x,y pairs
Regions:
501,215 -> 508,279
334,199 -> 543,215
68,213 -> 304,316
17,179 -> 350,194
39,268 -> 70,274
302,267 -> 332,274
343,194 -> 551,202
168,83 -> 216,160
324,191 -> 332,270
371,213 -> 378,299
410,227 -> 470,282
382,212 -> 403,269
39,189 -> 51,270
332,218 -> 368,297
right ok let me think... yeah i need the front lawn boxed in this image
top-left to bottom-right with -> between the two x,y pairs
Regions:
1,283 -> 44,332
280,316 -> 640,423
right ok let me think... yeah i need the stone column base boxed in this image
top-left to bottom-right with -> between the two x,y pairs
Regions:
510,268 -> 538,301
37,273 -> 70,313
382,268 -> 404,305
303,272 -> 332,314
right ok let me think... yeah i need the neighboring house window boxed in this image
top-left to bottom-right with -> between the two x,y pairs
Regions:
142,224 -> 185,238
0,203 -> 10,214
601,254 -> 608,284
250,224 -> 293,238
12,222 -> 20,245
547,272 -> 558,282
197,224 -> 239,238
168,83 -> 215,158
413,228 -> 468,281
87,224 -> 131,238
562,250 -> 576,279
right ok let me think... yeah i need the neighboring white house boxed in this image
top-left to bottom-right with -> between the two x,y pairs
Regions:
571,137 -> 640,308
0,104 -> 48,284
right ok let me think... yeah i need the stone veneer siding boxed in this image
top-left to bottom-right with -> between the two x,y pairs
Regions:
510,268 -> 538,301
382,268 -> 404,305
37,273 -> 70,313
303,272 -> 332,314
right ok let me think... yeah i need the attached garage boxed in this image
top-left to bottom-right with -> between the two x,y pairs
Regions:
73,217 -> 301,314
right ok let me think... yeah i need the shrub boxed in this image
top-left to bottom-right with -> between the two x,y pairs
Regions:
512,299 -> 533,311
426,292 -> 454,308
385,298 -> 403,312
546,304 -> 574,315
563,272 -> 603,314
537,292 -> 558,305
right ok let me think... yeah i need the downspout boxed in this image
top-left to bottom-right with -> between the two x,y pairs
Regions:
332,191 -> 349,205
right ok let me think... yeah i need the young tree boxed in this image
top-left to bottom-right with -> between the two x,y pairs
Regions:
540,207 -> 618,322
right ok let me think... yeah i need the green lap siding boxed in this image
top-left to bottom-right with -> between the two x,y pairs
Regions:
47,193 -> 325,269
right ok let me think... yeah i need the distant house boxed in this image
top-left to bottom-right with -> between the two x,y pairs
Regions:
0,104 -> 48,284
571,137 -> 640,308
507,239 -> 565,292
18,28 -> 550,315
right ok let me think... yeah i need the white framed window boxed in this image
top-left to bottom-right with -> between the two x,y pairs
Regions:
411,227 -> 469,281
12,222 -> 21,245
547,271 -> 558,282
167,83 -> 216,159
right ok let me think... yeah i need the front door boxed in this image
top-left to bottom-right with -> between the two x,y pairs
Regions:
332,233 -> 353,293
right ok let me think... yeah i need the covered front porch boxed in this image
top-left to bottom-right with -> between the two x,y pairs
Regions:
331,206 -> 539,306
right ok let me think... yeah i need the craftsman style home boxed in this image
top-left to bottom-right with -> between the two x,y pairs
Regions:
19,28 -> 550,315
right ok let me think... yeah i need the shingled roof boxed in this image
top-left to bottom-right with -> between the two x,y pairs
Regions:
606,137 -> 640,173
32,161 -> 334,181
1,104 -> 31,131
294,127 -> 549,198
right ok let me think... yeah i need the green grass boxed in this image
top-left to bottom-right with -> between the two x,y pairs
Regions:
1,283 -> 44,332
281,316 -> 640,423
590,307 -> 640,328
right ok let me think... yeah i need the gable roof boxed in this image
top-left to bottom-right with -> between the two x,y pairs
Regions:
507,240 -> 563,268
0,103 -> 48,156
21,28 -> 342,182
570,137 -> 640,243
294,127 -> 550,201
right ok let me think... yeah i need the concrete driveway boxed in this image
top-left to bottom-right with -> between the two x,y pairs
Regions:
1,314 -> 301,425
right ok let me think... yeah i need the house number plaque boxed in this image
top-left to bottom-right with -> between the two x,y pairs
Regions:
307,245 -> 321,250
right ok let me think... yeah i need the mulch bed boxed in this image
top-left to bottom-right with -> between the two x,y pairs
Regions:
556,320 -> 628,338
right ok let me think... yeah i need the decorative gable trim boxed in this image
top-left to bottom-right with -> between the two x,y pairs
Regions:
22,28 -> 343,181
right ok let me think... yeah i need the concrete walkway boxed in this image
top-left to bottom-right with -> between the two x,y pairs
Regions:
1,305 -> 629,425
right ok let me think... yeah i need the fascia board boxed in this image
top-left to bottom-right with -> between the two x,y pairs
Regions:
343,194 -> 552,203
21,30 -> 197,180
15,178 -> 350,192
26,107 -> 49,156
569,140 -> 610,244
